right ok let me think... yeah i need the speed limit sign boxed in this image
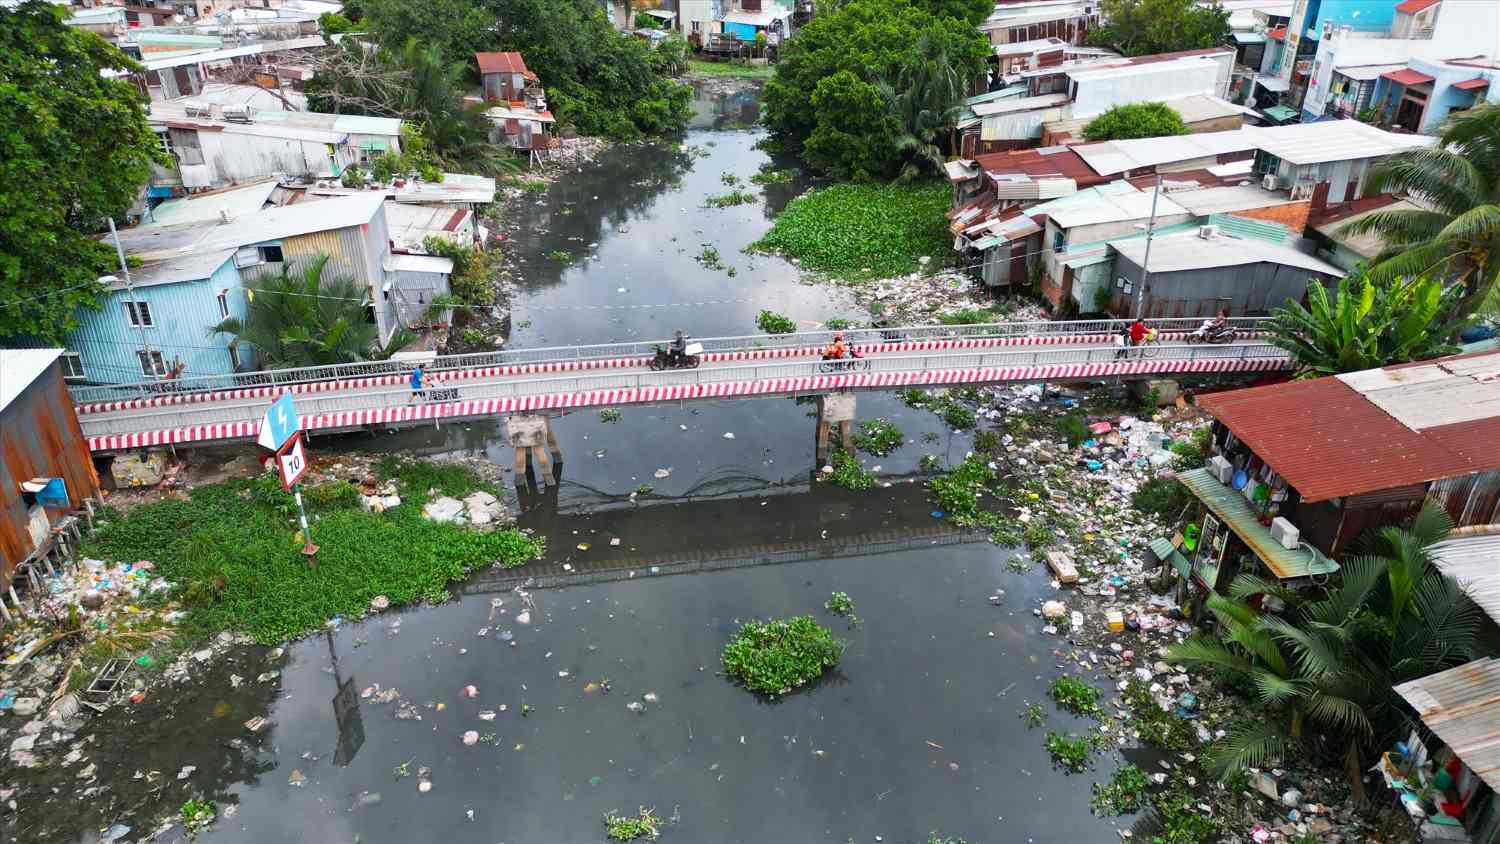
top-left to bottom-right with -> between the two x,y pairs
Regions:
276,432 -> 309,491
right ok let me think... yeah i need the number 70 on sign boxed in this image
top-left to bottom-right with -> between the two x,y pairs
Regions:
277,432 -> 309,491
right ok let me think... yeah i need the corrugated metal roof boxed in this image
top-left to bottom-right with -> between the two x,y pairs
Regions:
1394,0 -> 1440,14
1108,230 -> 1340,275
1337,63 -> 1408,81
972,93 -> 1069,116
475,52 -> 528,75
1178,467 -> 1340,579
0,349 -> 63,414
1205,212 -> 1292,244
383,254 -> 454,275
143,180 -> 277,228
1253,119 -> 1435,165
1195,351 -> 1500,502
1337,353 -> 1500,430
128,248 -> 238,288
1454,77 -> 1492,91
1430,533 -> 1500,626
1047,189 -> 1188,228
1167,185 -> 1297,216
1393,657 -> 1500,791
1382,68 -> 1436,86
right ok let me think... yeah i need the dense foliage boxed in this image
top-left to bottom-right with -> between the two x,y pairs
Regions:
751,182 -> 952,279
423,236 -> 501,306
853,419 -> 904,456
1082,102 -> 1189,142
210,255 -> 381,368
360,0 -> 691,138
307,38 -> 515,176
721,616 -> 846,696
763,0 -> 988,179
1086,0 -> 1232,57
1266,272 -> 1464,377
0,1 -> 164,342
86,472 -> 544,643
1340,104 -> 1500,315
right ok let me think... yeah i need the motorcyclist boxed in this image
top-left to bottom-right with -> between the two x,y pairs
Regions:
1209,308 -> 1229,334
668,330 -> 687,366
824,331 -> 848,360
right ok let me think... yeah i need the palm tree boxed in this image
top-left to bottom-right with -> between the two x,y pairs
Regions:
876,36 -> 964,183
1168,501 -> 1480,801
210,255 -> 379,369
1265,272 -> 1464,377
1339,105 -> 1500,316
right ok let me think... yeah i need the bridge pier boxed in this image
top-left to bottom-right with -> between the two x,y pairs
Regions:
507,414 -> 560,487
815,392 -> 857,466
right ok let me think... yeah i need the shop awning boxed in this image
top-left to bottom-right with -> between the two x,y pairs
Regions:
1262,105 -> 1299,122
1453,77 -> 1491,91
1177,468 -> 1341,581
1232,32 -> 1265,44
1380,68 -> 1435,86
1254,76 -> 1290,92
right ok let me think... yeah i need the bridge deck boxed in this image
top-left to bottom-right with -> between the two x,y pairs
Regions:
82,338 -> 1289,451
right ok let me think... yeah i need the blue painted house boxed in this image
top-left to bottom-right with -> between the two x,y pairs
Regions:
1369,56 -> 1499,134
59,192 -> 445,386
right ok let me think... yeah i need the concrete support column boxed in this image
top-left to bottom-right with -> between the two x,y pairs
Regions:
507,414 -> 558,487
815,392 -> 857,466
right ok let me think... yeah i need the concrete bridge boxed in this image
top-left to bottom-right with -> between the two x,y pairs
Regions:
74,318 -> 1287,463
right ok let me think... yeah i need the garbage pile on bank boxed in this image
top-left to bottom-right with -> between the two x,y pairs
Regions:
854,269 -> 1049,325
925,382 -> 1394,843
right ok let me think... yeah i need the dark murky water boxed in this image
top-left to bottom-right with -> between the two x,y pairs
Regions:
13,84 -> 1123,843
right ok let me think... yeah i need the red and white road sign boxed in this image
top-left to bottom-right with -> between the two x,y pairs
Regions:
276,432 -> 308,491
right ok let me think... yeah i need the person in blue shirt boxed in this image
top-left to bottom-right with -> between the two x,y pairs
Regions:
408,365 -> 427,405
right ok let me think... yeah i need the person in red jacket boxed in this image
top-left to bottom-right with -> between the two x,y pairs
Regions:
1129,318 -> 1148,347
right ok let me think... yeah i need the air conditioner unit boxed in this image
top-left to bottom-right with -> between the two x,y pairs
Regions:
183,99 -> 211,118
1270,517 -> 1300,550
222,103 -> 255,123
1198,224 -> 1219,240
1262,174 -> 1281,191
1208,455 -> 1233,484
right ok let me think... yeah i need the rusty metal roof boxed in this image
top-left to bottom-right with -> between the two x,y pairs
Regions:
1195,351 -> 1500,503
475,52 -> 529,75
1431,532 -> 1500,627
1393,657 -> 1500,791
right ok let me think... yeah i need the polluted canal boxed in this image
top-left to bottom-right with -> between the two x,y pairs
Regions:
11,81 -> 1131,843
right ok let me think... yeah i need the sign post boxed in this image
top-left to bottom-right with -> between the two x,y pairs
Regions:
260,394 -> 319,566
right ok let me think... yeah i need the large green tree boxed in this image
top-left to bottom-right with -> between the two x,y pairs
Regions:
210,256 -> 380,368
1086,0 -> 1231,57
1082,102 -> 1189,142
763,0 -> 989,180
1339,105 -> 1500,317
0,1 -> 163,343
1266,272 -> 1465,377
360,0 -> 691,139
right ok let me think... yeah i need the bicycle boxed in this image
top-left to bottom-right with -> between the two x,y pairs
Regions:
1135,328 -> 1163,358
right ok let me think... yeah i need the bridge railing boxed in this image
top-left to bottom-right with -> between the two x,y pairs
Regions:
79,341 -> 1287,438
67,316 -> 1271,405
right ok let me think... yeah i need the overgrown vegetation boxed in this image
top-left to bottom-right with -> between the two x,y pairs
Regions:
929,455 -> 1005,529
1045,732 -> 1097,773
822,451 -> 876,491
1020,702 -> 1046,727
941,403 -> 976,430
750,183 -> 951,280
1130,477 -> 1192,522
1122,679 -> 1194,751
1090,763 -> 1151,815
604,806 -> 664,841
824,591 -> 856,626
1056,413 -> 1089,448
1082,101 -> 1188,142
686,58 -> 774,79
852,419 -> 904,456
1050,676 -> 1105,718
705,190 -> 757,208
1086,0 -> 1231,57
377,455 -> 497,498
423,236 -> 500,306
180,799 -> 216,837
756,310 -> 797,334
86,467 -> 543,644
696,244 -> 725,271
721,616 -> 846,697
938,308 -> 998,325
750,167 -> 795,185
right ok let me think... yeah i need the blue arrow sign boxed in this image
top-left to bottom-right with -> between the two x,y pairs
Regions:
257,393 -> 299,451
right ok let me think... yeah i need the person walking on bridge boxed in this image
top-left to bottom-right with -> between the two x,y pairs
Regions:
408,365 -> 427,405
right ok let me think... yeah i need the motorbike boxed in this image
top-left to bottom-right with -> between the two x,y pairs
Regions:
1187,320 -> 1237,344
648,341 -> 703,371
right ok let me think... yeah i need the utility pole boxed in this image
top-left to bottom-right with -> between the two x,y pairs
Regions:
1133,174 -> 1163,321
107,217 -> 159,380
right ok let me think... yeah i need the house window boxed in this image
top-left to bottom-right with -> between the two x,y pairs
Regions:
691,19 -> 701,32
228,343 -> 241,370
1116,276 -> 1134,294
167,127 -> 204,165
137,350 -> 167,377
124,300 -> 154,327
60,353 -> 86,381
1052,229 -> 1067,253
259,245 -> 284,264
217,290 -> 230,318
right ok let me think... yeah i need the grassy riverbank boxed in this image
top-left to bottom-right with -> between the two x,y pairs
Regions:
86,464 -> 543,644
750,181 -> 951,280
686,58 -> 774,78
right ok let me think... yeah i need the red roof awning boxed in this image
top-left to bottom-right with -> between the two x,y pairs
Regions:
1382,68 -> 1436,86
1453,77 -> 1491,91
475,51 -> 529,75
1394,0 -> 1439,13
1265,26 -> 1286,40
